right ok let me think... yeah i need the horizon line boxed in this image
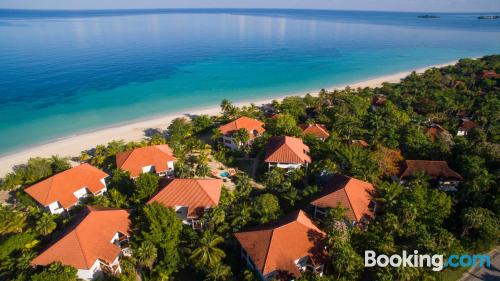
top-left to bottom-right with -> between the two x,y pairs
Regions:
1,7 -> 499,14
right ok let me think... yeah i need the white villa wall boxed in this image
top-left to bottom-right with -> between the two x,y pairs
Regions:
222,136 -> 238,150
73,187 -> 89,200
142,165 -> 155,173
272,163 -> 303,169
47,201 -> 65,214
76,259 -> 102,280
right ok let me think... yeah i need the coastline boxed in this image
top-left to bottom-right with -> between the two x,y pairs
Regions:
0,60 -> 456,177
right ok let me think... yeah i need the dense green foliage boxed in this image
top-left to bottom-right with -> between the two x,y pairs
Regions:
0,56 -> 498,281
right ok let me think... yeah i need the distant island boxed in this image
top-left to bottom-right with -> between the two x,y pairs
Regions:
418,15 -> 440,19
478,15 -> 500,20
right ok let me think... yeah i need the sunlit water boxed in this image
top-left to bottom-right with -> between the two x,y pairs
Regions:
0,9 -> 499,154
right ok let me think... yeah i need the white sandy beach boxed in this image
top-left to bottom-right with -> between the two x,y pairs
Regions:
0,61 -> 456,176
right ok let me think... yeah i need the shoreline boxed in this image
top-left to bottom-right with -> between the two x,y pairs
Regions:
0,60 -> 457,177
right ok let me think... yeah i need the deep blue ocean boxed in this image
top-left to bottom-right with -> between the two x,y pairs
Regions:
0,9 -> 499,155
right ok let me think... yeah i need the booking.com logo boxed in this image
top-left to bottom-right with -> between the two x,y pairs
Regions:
365,250 -> 491,272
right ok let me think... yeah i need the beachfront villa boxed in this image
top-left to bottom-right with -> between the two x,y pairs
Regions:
426,124 -> 450,142
235,210 -> 326,281
148,178 -> 222,229
371,94 -> 387,110
310,174 -> 375,225
31,207 -> 131,280
24,163 -> 109,214
457,118 -> 479,136
265,136 -> 311,170
115,144 -> 176,179
299,124 -> 330,140
399,160 -> 464,191
218,116 -> 266,150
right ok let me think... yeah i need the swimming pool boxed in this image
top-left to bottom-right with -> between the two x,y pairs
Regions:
220,171 -> 230,178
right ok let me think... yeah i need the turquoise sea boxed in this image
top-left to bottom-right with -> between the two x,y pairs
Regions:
0,9 -> 499,155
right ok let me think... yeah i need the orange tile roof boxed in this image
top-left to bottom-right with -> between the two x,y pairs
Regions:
116,144 -> 176,178
148,178 -> 222,218
32,207 -> 130,269
458,118 -> 479,132
299,124 -> 330,139
480,70 -> 500,79
24,164 -> 108,209
426,124 -> 448,142
265,136 -> 311,164
311,174 -> 375,222
218,116 -> 265,140
400,160 -> 463,181
352,139 -> 369,148
372,95 -> 387,106
235,210 -> 325,278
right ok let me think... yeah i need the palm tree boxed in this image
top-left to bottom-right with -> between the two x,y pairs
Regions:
190,231 -> 226,269
35,213 -> 57,236
195,163 -> 211,178
0,207 -> 27,234
134,241 -> 157,270
204,263 -> 232,281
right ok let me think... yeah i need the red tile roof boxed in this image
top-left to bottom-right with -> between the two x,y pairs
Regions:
148,178 -> 222,218
218,116 -> 265,140
24,164 -> 108,209
235,210 -> 325,278
32,207 -> 130,269
265,136 -> 311,164
372,95 -> 387,106
116,144 -> 176,178
426,124 -> 448,142
299,124 -> 330,139
400,160 -> 463,181
310,174 -> 375,222
352,139 -> 369,148
480,70 -> 500,79
458,118 -> 479,132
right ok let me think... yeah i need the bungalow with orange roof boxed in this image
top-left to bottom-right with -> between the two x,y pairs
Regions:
299,124 -> 330,140
265,136 -> 311,170
148,178 -> 222,229
310,174 -> 375,225
24,163 -> 108,214
218,116 -> 265,150
351,139 -> 369,148
116,144 -> 176,179
399,160 -> 463,191
235,210 -> 326,281
457,118 -> 479,136
479,70 -> 500,80
426,124 -> 450,142
31,207 -> 131,280
371,94 -> 387,110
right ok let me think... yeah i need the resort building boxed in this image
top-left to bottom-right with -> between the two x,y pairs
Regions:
24,163 -> 108,214
426,124 -> 450,142
399,160 -> 463,191
218,116 -> 266,150
479,70 -> 500,79
457,118 -> 479,136
116,144 -> 176,179
265,136 -> 311,170
148,178 -> 222,229
310,174 -> 375,225
235,210 -> 326,281
371,94 -> 387,110
31,207 -> 131,280
299,124 -> 330,140
351,139 -> 369,148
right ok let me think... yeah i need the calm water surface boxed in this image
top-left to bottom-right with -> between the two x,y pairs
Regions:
0,9 -> 499,154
